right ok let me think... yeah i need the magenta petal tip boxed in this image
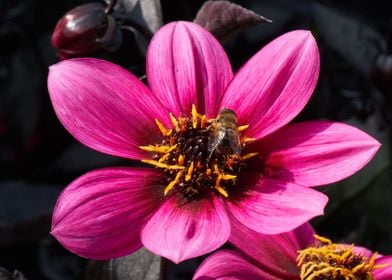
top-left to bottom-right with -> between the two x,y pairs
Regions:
50,167 -> 161,260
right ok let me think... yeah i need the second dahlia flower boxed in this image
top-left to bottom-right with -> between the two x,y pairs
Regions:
194,222 -> 392,279
48,21 -> 380,263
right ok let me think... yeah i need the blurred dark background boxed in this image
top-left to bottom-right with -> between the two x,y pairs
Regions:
1,0 -> 391,279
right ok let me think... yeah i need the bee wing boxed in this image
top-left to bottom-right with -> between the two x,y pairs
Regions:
226,129 -> 241,155
208,129 -> 226,152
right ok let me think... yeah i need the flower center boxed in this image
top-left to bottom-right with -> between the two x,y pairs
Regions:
297,235 -> 384,280
140,105 -> 257,200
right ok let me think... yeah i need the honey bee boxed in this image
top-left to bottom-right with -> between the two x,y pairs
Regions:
208,108 -> 241,156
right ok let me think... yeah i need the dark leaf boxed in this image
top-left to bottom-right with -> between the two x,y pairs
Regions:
193,0 -> 271,42
313,3 -> 387,75
139,0 -> 163,33
104,0 -> 139,14
47,143 -> 121,173
2,49 -> 42,142
120,25 -> 149,56
0,268 -> 28,280
38,238 -> 85,280
0,182 -> 61,247
99,16 -> 124,53
85,248 -> 161,280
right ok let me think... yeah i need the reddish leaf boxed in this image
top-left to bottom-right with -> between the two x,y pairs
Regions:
194,0 -> 271,41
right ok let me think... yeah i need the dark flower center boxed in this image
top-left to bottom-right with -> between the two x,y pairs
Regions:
140,105 -> 257,200
297,235 -> 384,280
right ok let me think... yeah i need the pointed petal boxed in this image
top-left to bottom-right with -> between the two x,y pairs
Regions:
141,195 -> 230,263
48,58 -> 169,160
227,174 -> 328,234
147,21 -> 233,117
374,256 -> 392,279
230,220 -> 314,278
257,121 -> 381,186
51,168 -> 162,260
221,30 -> 319,139
193,250 -> 280,280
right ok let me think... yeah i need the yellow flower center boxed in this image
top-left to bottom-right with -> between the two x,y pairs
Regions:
297,235 -> 386,280
140,105 -> 257,199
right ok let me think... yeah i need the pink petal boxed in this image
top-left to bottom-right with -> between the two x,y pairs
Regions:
374,256 -> 392,279
352,245 -> 375,259
285,223 -> 317,249
193,250 -> 280,280
51,167 -> 162,260
227,174 -> 328,234
141,195 -> 230,263
221,30 -> 319,139
147,21 -> 233,117
230,220 -> 315,279
48,58 -> 169,160
256,121 -> 381,186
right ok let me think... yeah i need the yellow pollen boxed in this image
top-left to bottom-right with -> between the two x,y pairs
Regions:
164,170 -> 183,196
139,144 -> 177,153
213,164 -> 236,197
213,165 -> 236,180
139,144 -> 160,153
222,174 -> 237,180
191,105 -> 199,128
191,104 -> 206,129
297,235 -> 384,280
141,159 -> 185,170
169,113 -> 179,131
179,117 -> 187,132
178,154 -> 185,166
242,137 -> 256,143
241,152 -> 258,160
216,186 -> 228,197
185,161 -> 195,181
140,105 -> 257,198
166,145 -> 177,153
158,153 -> 171,163
155,119 -> 172,136
238,124 -> 249,131
215,175 -> 228,197
314,234 -> 332,244
191,104 -> 204,118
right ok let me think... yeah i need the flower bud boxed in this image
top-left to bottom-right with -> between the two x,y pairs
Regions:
51,3 -> 119,58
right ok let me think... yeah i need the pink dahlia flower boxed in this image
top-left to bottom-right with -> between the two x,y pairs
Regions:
48,21 -> 380,263
194,222 -> 392,279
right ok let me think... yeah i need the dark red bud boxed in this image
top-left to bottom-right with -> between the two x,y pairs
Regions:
51,3 -> 114,57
